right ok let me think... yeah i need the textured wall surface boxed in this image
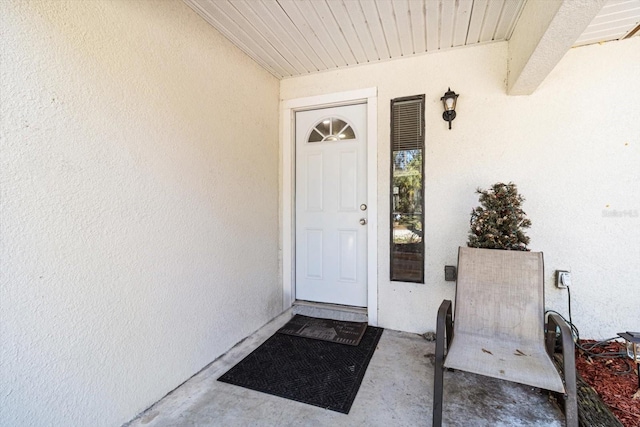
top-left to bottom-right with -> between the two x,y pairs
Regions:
0,1 -> 280,426
281,37 -> 640,339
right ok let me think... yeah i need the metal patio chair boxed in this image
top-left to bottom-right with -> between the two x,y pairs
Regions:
432,247 -> 577,427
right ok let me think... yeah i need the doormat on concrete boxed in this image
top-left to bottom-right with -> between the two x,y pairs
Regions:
277,314 -> 368,346
217,323 -> 383,414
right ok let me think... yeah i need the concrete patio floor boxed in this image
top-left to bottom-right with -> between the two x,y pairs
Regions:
126,311 -> 564,426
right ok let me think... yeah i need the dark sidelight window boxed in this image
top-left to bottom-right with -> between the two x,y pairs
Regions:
390,95 -> 425,283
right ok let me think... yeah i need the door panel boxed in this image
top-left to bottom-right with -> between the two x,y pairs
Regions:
295,103 -> 367,307
338,150 -> 358,211
338,230 -> 358,281
305,152 -> 323,211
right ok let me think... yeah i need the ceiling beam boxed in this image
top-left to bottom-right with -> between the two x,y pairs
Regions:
507,0 -> 607,95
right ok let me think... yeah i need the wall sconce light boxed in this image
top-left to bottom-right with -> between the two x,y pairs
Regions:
441,88 -> 459,130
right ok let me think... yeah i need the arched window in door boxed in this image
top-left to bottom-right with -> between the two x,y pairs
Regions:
307,117 -> 356,142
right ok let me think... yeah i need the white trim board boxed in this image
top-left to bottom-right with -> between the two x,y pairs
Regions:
281,87 -> 379,326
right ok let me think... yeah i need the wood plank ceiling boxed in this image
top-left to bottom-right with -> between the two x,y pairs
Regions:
574,0 -> 640,47
185,0 -> 640,79
185,0 -> 526,79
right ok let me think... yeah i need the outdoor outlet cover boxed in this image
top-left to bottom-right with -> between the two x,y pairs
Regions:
445,265 -> 457,281
556,270 -> 570,288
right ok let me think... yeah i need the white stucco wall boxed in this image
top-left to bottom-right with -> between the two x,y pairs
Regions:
0,1 -> 280,426
280,38 -> 640,340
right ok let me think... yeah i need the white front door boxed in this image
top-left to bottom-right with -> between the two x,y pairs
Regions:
295,103 -> 368,307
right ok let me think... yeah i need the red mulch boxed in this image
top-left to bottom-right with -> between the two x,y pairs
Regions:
575,340 -> 640,427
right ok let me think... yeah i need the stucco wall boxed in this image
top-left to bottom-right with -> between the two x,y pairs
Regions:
280,38 -> 640,340
0,1 -> 280,426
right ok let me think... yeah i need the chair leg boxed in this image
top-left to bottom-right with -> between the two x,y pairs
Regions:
433,300 -> 452,427
562,344 -> 578,427
433,350 -> 443,427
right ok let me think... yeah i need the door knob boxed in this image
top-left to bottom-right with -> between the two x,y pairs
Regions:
359,218 -> 367,225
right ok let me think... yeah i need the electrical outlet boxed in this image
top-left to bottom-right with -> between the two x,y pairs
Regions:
444,265 -> 457,281
556,270 -> 571,288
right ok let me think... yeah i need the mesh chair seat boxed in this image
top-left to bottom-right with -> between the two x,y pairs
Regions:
444,332 -> 565,393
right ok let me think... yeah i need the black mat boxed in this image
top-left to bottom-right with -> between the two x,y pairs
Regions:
277,314 -> 368,346
218,321 -> 383,414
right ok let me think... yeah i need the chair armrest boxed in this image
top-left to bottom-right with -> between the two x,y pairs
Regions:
546,313 -> 578,427
546,313 -> 573,359
436,300 -> 453,353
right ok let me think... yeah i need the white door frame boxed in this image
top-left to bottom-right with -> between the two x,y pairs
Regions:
281,88 -> 378,326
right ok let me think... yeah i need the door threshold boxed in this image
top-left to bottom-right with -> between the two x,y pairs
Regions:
293,301 -> 368,323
